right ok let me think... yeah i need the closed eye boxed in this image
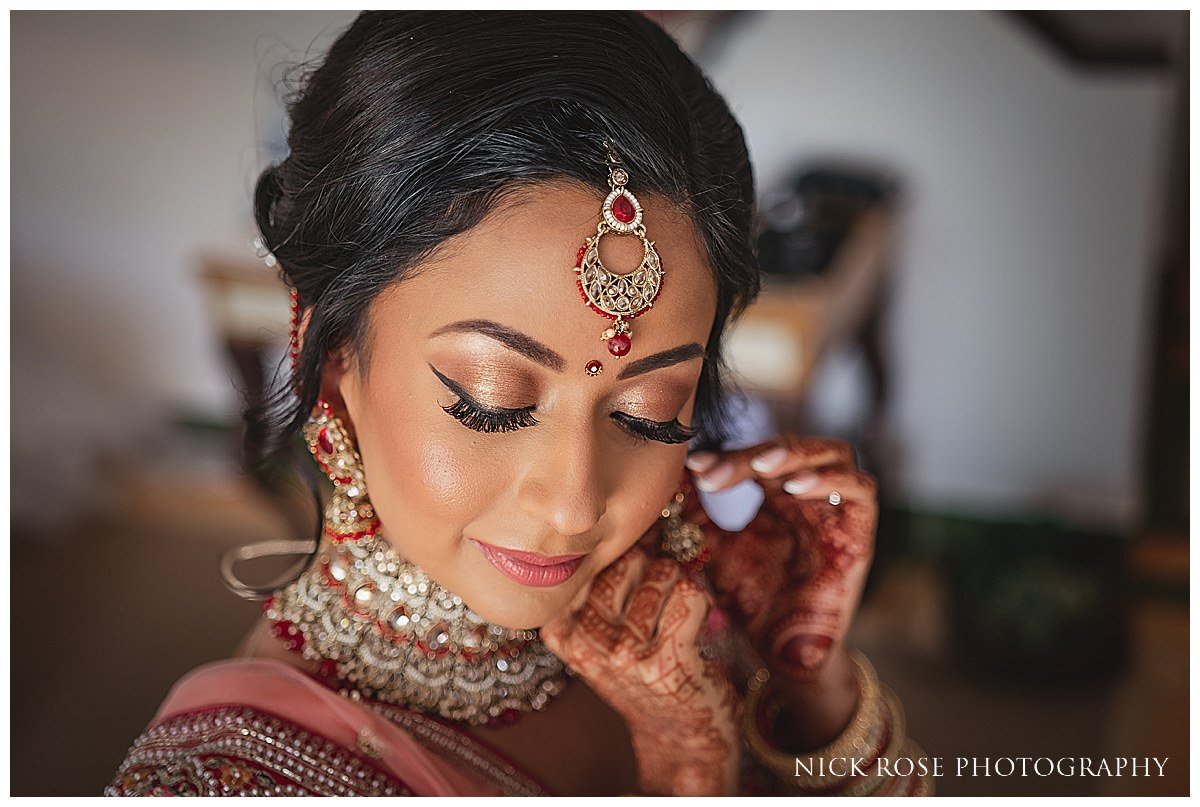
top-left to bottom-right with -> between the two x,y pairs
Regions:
610,411 -> 696,445
430,364 -> 538,434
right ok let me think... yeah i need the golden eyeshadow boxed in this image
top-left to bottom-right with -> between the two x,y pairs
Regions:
610,383 -> 694,424
429,359 -> 539,409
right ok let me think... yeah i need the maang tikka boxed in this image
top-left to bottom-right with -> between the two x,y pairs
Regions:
573,145 -> 663,358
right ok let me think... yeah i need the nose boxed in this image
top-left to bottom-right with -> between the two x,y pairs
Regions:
515,421 -> 607,540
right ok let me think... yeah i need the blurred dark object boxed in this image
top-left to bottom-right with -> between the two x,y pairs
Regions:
1006,10 -> 1183,71
1138,13 -> 1188,536
936,517 -> 1129,685
757,166 -> 899,281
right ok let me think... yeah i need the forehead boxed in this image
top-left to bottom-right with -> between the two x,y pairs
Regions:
370,182 -> 718,362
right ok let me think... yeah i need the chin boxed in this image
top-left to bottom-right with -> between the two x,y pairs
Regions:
457,575 -> 579,632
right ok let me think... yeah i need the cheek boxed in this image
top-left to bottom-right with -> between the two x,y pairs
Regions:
604,445 -> 688,551
411,434 -> 485,513
347,368 -> 496,536
388,427 -> 477,511
365,407 -> 492,523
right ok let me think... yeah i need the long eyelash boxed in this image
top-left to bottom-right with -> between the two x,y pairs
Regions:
611,412 -> 697,445
441,397 -> 539,433
430,364 -> 539,434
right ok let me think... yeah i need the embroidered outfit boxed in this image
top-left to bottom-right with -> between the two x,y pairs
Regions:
106,659 -> 548,797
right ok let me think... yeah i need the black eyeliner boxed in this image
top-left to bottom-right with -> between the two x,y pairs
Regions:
610,412 -> 697,445
429,363 -> 539,433
428,364 -> 535,417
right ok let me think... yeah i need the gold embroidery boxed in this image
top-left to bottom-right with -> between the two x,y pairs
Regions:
106,706 -> 410,796
370,701 -> 548,796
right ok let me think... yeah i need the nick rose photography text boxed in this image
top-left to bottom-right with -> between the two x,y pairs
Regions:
796,757 -> 1169,779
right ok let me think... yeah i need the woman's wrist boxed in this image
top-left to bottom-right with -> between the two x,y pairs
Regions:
743,648 -> 934,796
743,649 -> 885,794
627,716 -> 740,795
629,743 -> 736,795
767,642 -> 859,751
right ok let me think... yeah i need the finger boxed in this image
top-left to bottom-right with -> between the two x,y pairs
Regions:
543,547 -> 648,649
575,600 -> 629,655
539,598 -> 578,651
678,475 -> 718,531
657,578 -> 711,651
687,437 -> 856,494
538,612 -> 572,653
541,580 -> 597,649
753,437 -> 856,482
546,590 -> 636,659
588,546 -> 650,621
778,468 -> 877,506
623,559 -> 684,640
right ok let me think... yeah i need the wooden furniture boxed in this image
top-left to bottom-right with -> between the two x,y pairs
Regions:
723,207 -> 894,429
197,253 -> 291,418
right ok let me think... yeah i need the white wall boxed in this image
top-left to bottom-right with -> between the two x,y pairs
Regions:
12,10 -> 356,411
695,11 -> 1170,530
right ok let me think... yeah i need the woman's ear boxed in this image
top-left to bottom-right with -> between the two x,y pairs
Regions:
296,302 -> 359,439
296,300 -> 360,444
319,346 -> 356,428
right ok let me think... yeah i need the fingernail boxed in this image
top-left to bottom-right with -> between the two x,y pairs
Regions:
694,463 -> 733,491
685,451 -> 719,472
783,472 -> 818,495
750,446 -> 788,473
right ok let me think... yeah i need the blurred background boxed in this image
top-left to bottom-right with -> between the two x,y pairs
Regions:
10,10 -> 1188,796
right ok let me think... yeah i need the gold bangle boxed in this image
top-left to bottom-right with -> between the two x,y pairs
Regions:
838,686 -> 906,797
872,738 -> 936,797
742,649 -> 884,790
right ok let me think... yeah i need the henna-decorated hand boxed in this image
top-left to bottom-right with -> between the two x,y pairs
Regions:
684,436 -> 877,750
540,547 -> 740,796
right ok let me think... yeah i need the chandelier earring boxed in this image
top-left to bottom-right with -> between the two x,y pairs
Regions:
304,401 -> 380,543
660,486 -> 709,571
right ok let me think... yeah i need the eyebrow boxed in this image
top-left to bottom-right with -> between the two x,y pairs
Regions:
428,319 -> 704,379
429,319 -> 565,372
616,342 -> 705,380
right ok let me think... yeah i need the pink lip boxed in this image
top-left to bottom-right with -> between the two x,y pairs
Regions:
472,540 -> 587,588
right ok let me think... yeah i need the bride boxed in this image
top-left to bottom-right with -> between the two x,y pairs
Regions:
109,11 -> 930,797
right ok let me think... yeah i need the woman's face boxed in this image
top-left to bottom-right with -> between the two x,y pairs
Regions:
332,182 -> 718,629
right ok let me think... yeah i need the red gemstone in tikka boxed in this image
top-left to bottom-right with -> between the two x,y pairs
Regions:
612,194 -> 636,223
317,427 -> 334,455
607,333 -> 632,357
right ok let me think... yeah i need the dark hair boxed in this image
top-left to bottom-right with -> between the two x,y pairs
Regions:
249,10 -> 760,473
